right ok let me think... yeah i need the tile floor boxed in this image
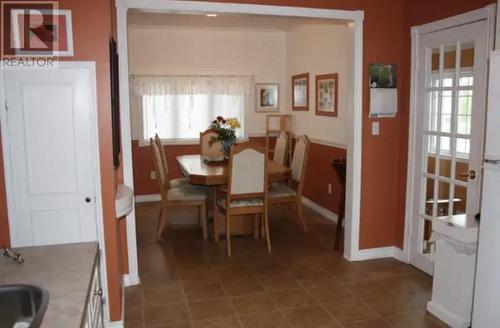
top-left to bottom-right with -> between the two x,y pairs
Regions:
124,202 -> 449,328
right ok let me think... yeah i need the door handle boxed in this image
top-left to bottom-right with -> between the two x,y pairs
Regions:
458,170 -> 476,180
85,197 -> 92,203
485,159 -> 500,165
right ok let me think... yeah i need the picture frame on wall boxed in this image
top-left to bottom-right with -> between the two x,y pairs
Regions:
255,83 -> 279,112
315,73 -> 338,117
292,73 -> 309,111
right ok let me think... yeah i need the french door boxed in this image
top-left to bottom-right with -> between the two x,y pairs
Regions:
409,20 -> 489,275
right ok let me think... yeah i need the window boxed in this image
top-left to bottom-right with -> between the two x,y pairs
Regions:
133,75 -> 253,142
427,69 -> 473,159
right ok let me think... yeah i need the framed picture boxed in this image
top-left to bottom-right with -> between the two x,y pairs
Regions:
292,73 -> 309,111
255,83 -> 279,112
10,9 -> 74,57
369,64 -> 397,88
315,73 -> 338,117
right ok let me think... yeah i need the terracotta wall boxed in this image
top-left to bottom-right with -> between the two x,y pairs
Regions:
0,0 -> 124,321
396,0 -> 496,247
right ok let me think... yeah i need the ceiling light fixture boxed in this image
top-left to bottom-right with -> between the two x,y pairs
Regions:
206,13 -> 218,17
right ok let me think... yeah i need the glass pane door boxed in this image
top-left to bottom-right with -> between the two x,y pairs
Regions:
420,42 -> 475,254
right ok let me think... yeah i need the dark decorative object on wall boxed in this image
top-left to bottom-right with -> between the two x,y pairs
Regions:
110,38 -> 121,169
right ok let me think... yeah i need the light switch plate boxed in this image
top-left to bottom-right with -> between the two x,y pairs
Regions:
372,122 -> 380,136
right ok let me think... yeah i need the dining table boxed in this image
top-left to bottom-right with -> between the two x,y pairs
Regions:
176,154 -> 291,240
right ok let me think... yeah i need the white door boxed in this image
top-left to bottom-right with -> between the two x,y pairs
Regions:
409,20 -> 489,274
3,65 -> 99,247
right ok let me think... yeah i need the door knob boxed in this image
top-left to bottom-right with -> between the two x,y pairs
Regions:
459,170 -> 476,180
85,197 -> 92,203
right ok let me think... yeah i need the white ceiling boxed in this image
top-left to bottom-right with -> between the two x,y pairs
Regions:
128,10 -> 348,31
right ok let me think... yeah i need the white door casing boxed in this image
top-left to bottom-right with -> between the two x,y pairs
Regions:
406,13 -> 492,275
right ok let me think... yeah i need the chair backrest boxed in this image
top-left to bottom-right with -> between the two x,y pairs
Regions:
154,133 -> 168,175
200,129 -> 224,159
227,143 -> 267,200
273,131 -> 288,165
150,137 -> 168,194
290,135 -> 310,195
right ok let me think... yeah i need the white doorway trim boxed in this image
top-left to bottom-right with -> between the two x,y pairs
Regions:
115,0 -> 364,263
0,61 -> 111,321
403,4 -> 497,264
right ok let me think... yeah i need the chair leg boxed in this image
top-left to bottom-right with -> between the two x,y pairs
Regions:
264,207 -> 272,253
296,199 -> 308,232
226,212 -> 232,257
156,202 -> 168,241
200,202 -> 208,240
214,207 -> 220,243
254,214 -> 260,239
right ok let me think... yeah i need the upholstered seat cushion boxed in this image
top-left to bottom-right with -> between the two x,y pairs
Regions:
217,198 -> 264,208
167,185 -> 208,202
268,183 -> 297,198
170,177 -> 189,188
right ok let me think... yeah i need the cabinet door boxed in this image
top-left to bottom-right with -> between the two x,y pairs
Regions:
82,258 -> 104,328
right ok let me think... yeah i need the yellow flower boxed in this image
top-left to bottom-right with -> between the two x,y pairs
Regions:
226,117 -> 241,129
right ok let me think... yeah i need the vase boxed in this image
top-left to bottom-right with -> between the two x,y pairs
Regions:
222,140 -> 234,159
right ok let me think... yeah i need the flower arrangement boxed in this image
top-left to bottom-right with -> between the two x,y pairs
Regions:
209,116 -> 241,157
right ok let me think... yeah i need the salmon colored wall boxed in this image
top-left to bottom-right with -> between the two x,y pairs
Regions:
0,0 -> 125,321
395,0 -> 496,247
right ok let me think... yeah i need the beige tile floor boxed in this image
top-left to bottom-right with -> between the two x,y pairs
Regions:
124,202 -> 449,328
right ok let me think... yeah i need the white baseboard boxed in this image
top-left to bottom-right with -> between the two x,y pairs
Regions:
135,194 -> 160,203
349,246 -> 405,261
105,320 -> 124,328
123,273 -> 140,287
301,196 -> 338,223
427,300 -> 470,328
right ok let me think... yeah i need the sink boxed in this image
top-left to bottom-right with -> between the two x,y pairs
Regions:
0,285 -> 49,328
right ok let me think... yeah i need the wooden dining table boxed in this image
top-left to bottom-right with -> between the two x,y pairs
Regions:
176,154 -> 291,185
176,154 -> 291,240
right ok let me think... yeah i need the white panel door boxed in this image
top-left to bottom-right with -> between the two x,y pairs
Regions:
4,67 -> 98,247
409,20 -> 488,274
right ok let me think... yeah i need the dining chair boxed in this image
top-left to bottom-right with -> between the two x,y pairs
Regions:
150,138 -> 209,241
273,131 -> 289,166
268,135 -> 310,232
154,133 -> 188,188
215,144 -> 271,257
200,128 -> 224,160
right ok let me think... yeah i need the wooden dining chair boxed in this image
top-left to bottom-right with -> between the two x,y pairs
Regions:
200,129 -> 224,160
150,138 -> 209,241
154,133 -> 188,188
215,144 -> 271,257
273,131 -> 289,166
268,135 -> 310,232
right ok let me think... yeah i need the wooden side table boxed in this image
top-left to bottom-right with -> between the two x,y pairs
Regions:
331,158 -> 346,251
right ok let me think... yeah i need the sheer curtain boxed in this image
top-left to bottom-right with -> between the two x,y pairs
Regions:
132,75 -> 254,141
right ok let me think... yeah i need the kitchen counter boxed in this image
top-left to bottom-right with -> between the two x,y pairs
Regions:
0,242 -> 99,328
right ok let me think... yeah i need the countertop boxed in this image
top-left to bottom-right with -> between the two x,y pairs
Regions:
0,242 -> 98,328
